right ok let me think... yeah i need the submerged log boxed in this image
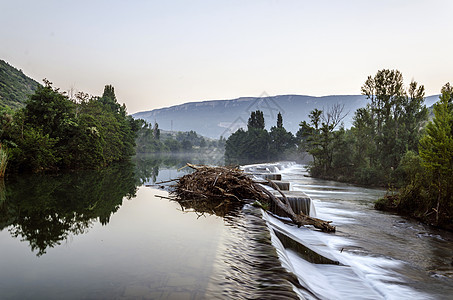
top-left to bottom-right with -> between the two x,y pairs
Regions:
169,164 -> 335,232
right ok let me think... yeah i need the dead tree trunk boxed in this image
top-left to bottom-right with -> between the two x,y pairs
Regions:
255,180 -> 335,232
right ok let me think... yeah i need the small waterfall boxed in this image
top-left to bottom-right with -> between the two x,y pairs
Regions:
269,193 -> 313,217
309,200 -> 317,218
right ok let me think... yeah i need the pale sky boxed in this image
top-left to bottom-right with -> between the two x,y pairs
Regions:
1,0 -> 452,114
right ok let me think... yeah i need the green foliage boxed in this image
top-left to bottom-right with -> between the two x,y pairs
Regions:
0,60 -> 40,110
393,151 -> 424,187
277,112 -> 283,129
135,123 -> 220,155
301,69 -> 428,186
247,110 -> 265,130
226,111 -> 296,164
269,114 -> 297,160
0,81 -> 139,173
164,138 -> 181,152
10,127 -> 59,172
24,80 -> 76,138
298,104 -> 347,177
225,128 -> 248,164
373,83 -> 453,228
417,84 -> 453,225
354,69 -> 428,182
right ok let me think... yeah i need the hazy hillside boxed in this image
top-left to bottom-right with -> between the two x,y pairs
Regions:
0,59 -> 40,109
133,94 -> 440,138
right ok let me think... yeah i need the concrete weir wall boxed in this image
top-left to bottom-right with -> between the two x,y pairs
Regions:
241,162 -> 313,217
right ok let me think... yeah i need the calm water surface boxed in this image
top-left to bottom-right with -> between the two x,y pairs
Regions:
0,157 -> 297,299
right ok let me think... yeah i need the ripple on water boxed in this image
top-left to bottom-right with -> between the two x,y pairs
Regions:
205,204 -> 302,299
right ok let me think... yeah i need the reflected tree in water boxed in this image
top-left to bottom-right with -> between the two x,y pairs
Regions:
0,162 -> 138,256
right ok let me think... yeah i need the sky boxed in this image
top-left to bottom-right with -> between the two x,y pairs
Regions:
1,0 -> 452,114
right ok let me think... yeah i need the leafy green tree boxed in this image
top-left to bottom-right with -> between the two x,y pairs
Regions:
153,122 -> 160,140
298,104 -> 346,176
100,85 -> 121,113
377,83 -> 453,227
277,112 -> 283,129
181,140 -> 193,151
226,110 -> 298,164
245,127 -> 271,161
247,110 -> 265,130
418,84 -> 453,224
24,80 -> 76,139
3,81 -> 138,173
353,69 -> 428,183
10,127 -> 59,172
165,139 -> 181,152
270,113 -> 296,160
225,128 -> 248,164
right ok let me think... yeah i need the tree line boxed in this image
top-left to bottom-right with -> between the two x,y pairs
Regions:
300,69 -> 452,228
225,111 -> 297,164
135,123 -> 225,154
0,78 -> 226,175
0,81 -> 140,173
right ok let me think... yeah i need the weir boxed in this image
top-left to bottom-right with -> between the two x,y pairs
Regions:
242,162 -> 387,299
242,162 -> 315,217
271,191 -> 312,216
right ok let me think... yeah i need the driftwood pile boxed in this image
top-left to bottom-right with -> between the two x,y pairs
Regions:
168,164 -> 335,232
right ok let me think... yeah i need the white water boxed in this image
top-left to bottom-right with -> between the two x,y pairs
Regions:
257,163 -> 451,300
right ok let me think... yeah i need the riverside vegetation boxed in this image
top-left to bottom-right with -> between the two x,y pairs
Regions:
225,111 -> 297,164
225,69 -> 453,228
0,66 -> 222,175
300,70 -> 453,228
0,81 -> 140,173
1,62 -> 451,228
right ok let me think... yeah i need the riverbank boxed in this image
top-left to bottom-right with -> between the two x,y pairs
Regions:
375,194 -> 453,232
308,167 -> 453,231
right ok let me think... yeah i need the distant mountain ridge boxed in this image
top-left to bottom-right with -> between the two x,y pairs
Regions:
0,59 -> 40,109
133,94 -> 440,138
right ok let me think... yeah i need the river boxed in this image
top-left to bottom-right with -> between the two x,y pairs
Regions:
0,158 -> 452,299
271,163 -> 453,299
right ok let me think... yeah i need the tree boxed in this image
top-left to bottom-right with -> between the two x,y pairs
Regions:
225,128 -> 248,164
100,85 -> 121,114
418,84 -> 453,224
277,112 -> 283,129
24,80 -> 76,139
226,110 -> 272,164
378,83 -> 453,227
153,122 -> 160,140
247,110 -> 265,130
298,104 -> 346,176
355,69 -> 428,183
270,113 -> 296,160
4,82 -> 138,173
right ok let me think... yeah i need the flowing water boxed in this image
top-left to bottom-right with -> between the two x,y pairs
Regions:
0,158 -> 452,299
273,164 -> 453,299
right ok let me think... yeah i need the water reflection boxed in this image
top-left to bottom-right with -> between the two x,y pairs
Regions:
133,153 -> 225,185
0,154 -> 224,257
0,162 -> 138,256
